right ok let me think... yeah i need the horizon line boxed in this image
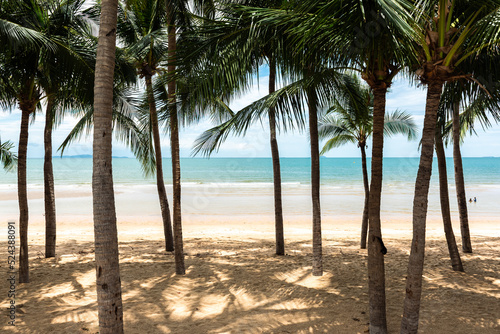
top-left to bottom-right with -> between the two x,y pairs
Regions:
33,155 -> 500,159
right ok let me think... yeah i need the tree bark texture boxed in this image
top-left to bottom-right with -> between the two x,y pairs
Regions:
268,59 -> 284,256
308,87 -> 322,276
145,74 -> 174,252
367,87 -> 387,334
18,107 -> 31,283
92,0 -> 124,331
168,22 -> 185,275
401,81 -> 443,334
435,131 -> 464,272
452,101 -> 472,253
360,143 -> 369,249
44,96 -> 56,258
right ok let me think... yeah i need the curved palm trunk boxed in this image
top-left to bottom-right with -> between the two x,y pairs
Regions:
367,87 -> 388,334
452,101 -> 472,253
18,107 -> 31,283
401,81 -> 443,334
168,22 -> 185,275
268,59 -> 284,256
44,96 -> 56,258
145,75 -> 174,252
92,0 -> 124,331
307,86 -> 322,276
435,131 -> 464,272
360,143 -> 369,249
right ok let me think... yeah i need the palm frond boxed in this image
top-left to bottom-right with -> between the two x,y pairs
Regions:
383,110 -> 418,140
320,135 -> 357,155
0,138 -> 17,171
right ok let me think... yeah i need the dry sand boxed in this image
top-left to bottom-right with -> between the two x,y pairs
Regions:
1,215 -> 499,333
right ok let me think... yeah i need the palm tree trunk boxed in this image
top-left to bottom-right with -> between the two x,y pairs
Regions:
401,81 -> 443,334
44,96 -> 57,258
92,0 -> 124,331
168,22 -> 185,275
268,58 -> 284,256
145,75 -> 174,252
307,85 -> 322,276
452,100 -> 472,253
360,143 -> 369,249
367,87 -> 388,334
434,131 -> 464,272
18,107 -> 31,283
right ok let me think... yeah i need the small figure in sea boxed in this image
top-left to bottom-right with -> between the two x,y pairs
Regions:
469,198 -> 473,203
474,197 -> 477,203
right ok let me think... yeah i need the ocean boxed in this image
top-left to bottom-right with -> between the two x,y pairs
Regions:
1,157 -> 499,187
1,157 -> 499,222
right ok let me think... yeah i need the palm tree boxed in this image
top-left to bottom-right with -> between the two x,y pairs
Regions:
293,1 -> 415,330
189,0 -> 290,256
117,0 -> 174,252
402,1 -> 500,332
0,0 -> 99,275
451,97 -> 473,253
92,0 -> 124,331
162,0 -> 191,276
0,137 -> 17,170
158,0 -> 217,275
318,77 -> 417,249
438,79 -> 500,269
305,67 -> 323,276
439,53 -> 500,256
434,110 -> 463,272
39,0 -> 96,259
0,4 -> 40,283
0,0 -> 75,283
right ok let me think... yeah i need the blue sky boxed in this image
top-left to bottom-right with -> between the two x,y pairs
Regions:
1,73 -> 499,159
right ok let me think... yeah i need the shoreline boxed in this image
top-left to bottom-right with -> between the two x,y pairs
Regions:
1,181 -> 498,223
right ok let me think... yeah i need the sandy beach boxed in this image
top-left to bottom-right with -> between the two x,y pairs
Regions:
1,205 -> 499,334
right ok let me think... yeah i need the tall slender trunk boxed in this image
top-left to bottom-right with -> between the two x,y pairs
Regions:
452,100 -> 472,253
18,107 -> 31,283
44,96 -> 56,258
401,81 -> 443,334
307,85 -> 322,276
435,131 -> 464,272
268,58 -> 284,256
360,143 -> 369,249
367,87 -> 387,334
92,0 -> 124,331
168,22 -> 185,275
145,74 -> 174,252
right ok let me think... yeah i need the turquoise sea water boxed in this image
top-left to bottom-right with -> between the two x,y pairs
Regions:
1,157 -> 499,221
1,157 -> 499,187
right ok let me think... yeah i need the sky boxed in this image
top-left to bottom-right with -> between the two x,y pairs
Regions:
1,72 -> 500,159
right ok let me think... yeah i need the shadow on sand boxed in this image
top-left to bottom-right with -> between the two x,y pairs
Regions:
1,235 -> 499,333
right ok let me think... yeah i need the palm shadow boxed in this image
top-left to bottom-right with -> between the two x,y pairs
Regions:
0,235 -> 498,333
